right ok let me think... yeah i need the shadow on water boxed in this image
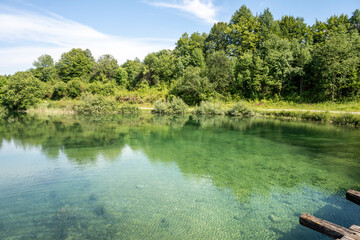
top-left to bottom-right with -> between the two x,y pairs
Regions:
277,188 -> 360,240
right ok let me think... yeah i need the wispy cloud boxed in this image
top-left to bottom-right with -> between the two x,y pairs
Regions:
146,0 -> 218,24
0,5 -> 175,75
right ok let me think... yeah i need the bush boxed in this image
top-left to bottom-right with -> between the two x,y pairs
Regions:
152,97 -> 188,114
1,72 -> 45,111
227,101 -> 255,117
119,103 -> 139,114
66,78 -> 85,98
77,93 -> 117,114
167,97 -> 188,114
300,111 -> 329,122
153,99 -> 168,114
52,81 -> 67,99
194,101 -> 226,115
332,114 -> 360,126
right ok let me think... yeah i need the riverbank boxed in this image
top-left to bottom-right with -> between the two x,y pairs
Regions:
1,99 -> 359,127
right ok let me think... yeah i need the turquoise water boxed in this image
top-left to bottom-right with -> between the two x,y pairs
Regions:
0,114 -> 359,239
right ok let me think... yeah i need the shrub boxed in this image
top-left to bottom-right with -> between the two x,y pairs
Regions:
300,111 -> 329,122
66,78 -> 85,98
153,99 -> 168,114
194,101 -> 226,115
52,81 -> 67,99
167,97 -> 188,114
1,72 -> 45,111
77,93 -> 117,114
332,114 -> 360,126
119,103 -> 139,114
227,101 -> 255,117
152,97 -> 188,114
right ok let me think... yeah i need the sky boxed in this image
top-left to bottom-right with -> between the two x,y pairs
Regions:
0,0 -> 359,75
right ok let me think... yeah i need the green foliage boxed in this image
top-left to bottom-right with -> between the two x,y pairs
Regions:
33,54 -> 56,82
119,103 -> 139,114
228,101 -> 255,117
56,48 -> 94,82
152,97 -> 188,114
206,51 -> 234,94
194,101 -> 226,115
3,5 -> 360,109
172,67 -> 212,105
332,113 -> 360,126
51,81 -> 67,100
153,99 -> 168,114
92,54 -> 119,81
167,97 -> 188,114
1,72 -> 45,111
115,67 -> 129,88
77,93 -> 117,114
227,5 -> 260,55
309,33 -> 360,102
66,78 -> 85,98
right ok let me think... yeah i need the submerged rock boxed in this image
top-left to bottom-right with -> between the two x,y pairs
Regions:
160,218 -> 170,228
136,185 -> 145,190
89,193 -> 97,201
93,206 -> 106,216
269,214 -> 281,223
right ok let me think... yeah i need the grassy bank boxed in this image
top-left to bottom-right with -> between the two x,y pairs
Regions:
15,98 -> 360,128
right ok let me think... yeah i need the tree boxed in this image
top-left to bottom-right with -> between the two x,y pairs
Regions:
350,9 -> 360,34
233,52 -> 271,99
326,14 -> 350,34
226,5 -> 260,55
174,32 -> 207,69
143,50 -> 177,86
204,22 -> 230,54
115,67 -> 129,88
92,54 -> 119,81
308,33 -> 360,101
122,58 -> 144,89
172,67 -> 212,105
311,20 -> 328,44
206,51 -> 234,94
56,48 -> 95,82
1,72 -> 45,110
261,34 -> 294,97
279,16 -> 311,43
290,41 -> 311,97
258,8 -> 279,44
32,54 -> 55,82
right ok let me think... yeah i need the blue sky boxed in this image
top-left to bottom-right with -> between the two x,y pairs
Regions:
0,0 -> 359,74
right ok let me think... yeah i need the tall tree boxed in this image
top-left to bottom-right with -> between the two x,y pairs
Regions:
204,22 -> 230,54
206,51 -> 234,94
226,5 -> 260,55
350,9 -> 360,34
92,54 -> 119,82
32,54 -> 55,82
279,16 -> 311,43
309,33 -> 360,101
56,48 -> 95,82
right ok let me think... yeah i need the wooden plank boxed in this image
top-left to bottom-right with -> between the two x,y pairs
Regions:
339,236 -> 356,240
346,190 -> 360,205
299,213 -> 360,239
350,225 -> 360,234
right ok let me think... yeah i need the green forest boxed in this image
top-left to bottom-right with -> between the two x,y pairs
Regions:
1,5 -> 360,111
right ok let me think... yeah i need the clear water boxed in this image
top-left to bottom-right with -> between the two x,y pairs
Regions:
0,114 -> 359,239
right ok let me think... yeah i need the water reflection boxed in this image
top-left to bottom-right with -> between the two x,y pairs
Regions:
0,114 -> 360,239
0,114 -> 359,200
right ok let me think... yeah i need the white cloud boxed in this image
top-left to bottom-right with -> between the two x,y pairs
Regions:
146,0 -> 218,24
0,5 -> 175,75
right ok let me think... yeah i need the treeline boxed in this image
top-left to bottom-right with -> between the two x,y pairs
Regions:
1,5 -> 360,110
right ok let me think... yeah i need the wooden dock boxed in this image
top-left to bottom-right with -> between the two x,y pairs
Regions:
299,189 -> 360,240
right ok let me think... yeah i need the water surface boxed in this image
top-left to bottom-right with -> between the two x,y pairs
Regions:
0,114 -> 359,239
